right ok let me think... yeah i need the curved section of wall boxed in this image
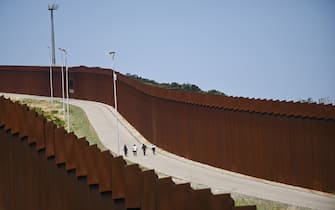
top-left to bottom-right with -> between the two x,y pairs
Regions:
1,97 -> 248,210
117,73 -> 335,120
0,65 -> 334,193
117,78 -> 335,193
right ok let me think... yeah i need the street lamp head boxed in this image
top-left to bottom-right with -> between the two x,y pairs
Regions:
108,51 -> 116,60
48,3 -> 59,10
58,47 -> 67,54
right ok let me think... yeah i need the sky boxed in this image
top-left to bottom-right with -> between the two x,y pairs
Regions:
1,0 -> 334,103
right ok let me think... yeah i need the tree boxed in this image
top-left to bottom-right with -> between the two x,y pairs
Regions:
126,73 -> 226,96
207,89 -> 226,96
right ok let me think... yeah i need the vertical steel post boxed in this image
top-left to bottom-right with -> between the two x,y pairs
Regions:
48,46 -> 54,105
48,4 -> 58,65
113,71 -> 120,156
65,53 -> 70,131
108,51 -> 120,156
60,52 -> 65,122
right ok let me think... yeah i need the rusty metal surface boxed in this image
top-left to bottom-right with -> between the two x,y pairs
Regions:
0,97 -> 244,209
0,130 -> 120,210
54,127 -> 66,165
117,72 -> 335,120
156,177 -> 175,210
142,170 -> 158,210
26,110 -> 38,145
111,156 -> 127,200
124,164 -> 143,208
35,116 -> 46,151
189,188 -> 212,210
10,102 -> 20,134
211,193 -> 235,210
64,132 -> 76,171
45,121 -> 56,158
116,74 -> 335,193
97,151 -> 113,193
233,206 -> 257,210
1,65 -> 334,120
18,104 -> 30,138
173,183 -> 191,210
75,137 -> 90,177
0,65 -> 335,193
86,145 -> 101,185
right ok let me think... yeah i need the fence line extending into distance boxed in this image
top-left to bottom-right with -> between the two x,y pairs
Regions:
0,65 -> 334,193
0,96 -> 256,210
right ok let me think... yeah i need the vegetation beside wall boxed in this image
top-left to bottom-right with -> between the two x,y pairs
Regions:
126,73 -> 226,96
16,98 -> 104,150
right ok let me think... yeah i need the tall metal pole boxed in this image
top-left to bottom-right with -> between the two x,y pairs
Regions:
59,49 -> 65,123
50,9 -> 56,65
47,46 -> 54,105
108,51 -> 120,156
59,48 -> 70,131
113,71 -> 120,156
48,4 -> 58,65
65,52 -> 70,132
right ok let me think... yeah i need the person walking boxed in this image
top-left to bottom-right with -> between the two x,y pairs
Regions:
151,144 -> 156,155
132,144 -> 137,156
123,144 -> 128,157
142,144 -> 147,156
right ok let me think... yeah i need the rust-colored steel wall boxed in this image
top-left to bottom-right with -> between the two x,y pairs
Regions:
117,79 -> 335,192
0,66 -> 68,99
0,65 -> 334,193
0,97 -> 255,210
69,67 -> 114,105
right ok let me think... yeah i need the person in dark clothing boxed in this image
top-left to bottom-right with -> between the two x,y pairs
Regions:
142,144 -> 147,156
123,144 -> 128,156
151,144 -> 156,155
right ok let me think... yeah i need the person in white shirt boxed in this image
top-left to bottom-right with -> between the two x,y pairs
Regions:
132,144 -> 137,156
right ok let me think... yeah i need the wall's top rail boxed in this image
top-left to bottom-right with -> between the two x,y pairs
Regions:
1,65 -> 334,120
117,72 -> 335,120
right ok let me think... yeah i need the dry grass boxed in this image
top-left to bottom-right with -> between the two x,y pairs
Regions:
16,98 -> 104,150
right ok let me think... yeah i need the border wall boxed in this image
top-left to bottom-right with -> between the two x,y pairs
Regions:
0,97 -> 256,210
0,65 -> 334,193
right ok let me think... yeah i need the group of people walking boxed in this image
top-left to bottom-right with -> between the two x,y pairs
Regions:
123,143 -> 156,157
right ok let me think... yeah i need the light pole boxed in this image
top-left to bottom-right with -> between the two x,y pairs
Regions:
47,46 -> 54,105
58,48 -> 66,126
48,3 -> 58,65
59,48 -> 70,131
108,51 -> 120,156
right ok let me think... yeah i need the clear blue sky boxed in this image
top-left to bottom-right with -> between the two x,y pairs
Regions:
1,0 -> 334,102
